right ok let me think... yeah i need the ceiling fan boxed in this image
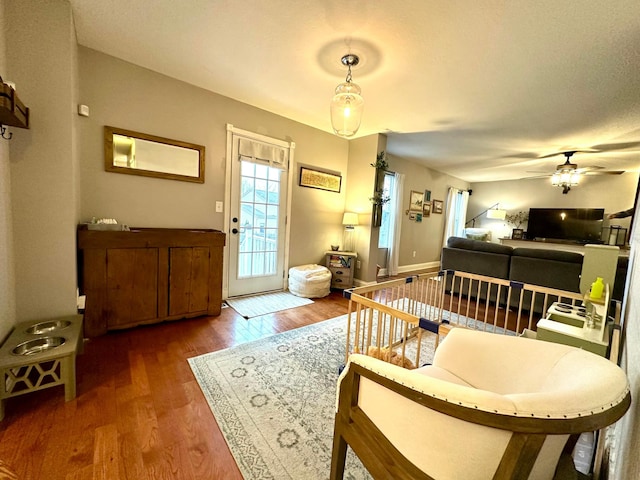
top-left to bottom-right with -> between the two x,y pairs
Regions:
530,151 -> 625,194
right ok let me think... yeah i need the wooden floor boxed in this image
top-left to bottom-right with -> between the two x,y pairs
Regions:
0,291 -> 350,480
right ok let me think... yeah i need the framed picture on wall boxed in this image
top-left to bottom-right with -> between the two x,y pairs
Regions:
422,201 -> 431,217
432,199 -> 443,214
409,212 -> 417,221
416,213 -> 423,223
424,189 -> 431,201
299,166 -> 342,192
409,191 -> 424,211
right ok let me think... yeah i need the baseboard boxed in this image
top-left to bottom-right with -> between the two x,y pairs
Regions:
356,261 -> 441,286
397,261 -> 440,274
353,278 -> 377,287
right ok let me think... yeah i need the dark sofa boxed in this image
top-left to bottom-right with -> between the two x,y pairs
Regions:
441,237 -> 628,308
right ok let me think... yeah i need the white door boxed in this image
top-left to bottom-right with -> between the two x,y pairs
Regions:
227,131 -> 292,297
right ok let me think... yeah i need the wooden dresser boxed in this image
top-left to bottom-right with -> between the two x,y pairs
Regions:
77,227 -> 225,337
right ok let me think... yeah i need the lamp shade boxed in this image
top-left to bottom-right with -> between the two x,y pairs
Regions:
331,82 -> 364,137
342,212 -> 359,226
486,208 -> 507,220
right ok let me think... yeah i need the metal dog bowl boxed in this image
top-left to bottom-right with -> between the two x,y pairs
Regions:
25,319 -> 72,335
12,337 -> 66,356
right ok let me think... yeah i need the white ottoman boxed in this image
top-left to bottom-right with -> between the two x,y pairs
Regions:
289,264 -> 331,298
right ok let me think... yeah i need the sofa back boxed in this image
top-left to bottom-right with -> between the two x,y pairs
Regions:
442,237 -> 628,311
441,237 -> 513,303
508,248 -> 584,314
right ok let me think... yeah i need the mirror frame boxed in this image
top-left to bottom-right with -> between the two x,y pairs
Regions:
104,126 -> 205,183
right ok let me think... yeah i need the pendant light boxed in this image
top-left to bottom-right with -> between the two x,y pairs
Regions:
330,54 -> 364,137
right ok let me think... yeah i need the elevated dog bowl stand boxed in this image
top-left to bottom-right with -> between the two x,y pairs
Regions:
0,315 -> 83,420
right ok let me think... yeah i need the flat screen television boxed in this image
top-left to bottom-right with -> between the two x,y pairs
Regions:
526,208 -> 604,243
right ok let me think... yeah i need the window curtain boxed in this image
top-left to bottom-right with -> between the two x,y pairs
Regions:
442,187 -> 469,249
238,138 -> 288,170
388,172 -> 405,276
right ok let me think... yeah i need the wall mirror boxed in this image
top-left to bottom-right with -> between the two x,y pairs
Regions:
104,126 -> 205,183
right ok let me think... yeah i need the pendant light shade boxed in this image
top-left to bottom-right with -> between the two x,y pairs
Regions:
330,54 -> 364,137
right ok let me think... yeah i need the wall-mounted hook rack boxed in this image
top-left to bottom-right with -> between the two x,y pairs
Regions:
0,125 -> 12,140
0,77 -> 29,140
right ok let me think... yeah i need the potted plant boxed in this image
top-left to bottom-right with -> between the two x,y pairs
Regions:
370,152 -> 390,227
505,211 -> 528,239
370,151 -> 389,171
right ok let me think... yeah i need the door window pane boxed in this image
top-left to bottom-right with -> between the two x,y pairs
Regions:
237,159 -> 284,279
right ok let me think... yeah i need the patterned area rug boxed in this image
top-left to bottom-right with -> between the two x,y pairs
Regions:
188,314 -> 439,479
225,291 -> 313,318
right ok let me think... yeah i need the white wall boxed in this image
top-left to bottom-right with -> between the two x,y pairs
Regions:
467,174 -> 639,242
78,47 -> 350,275
387,154 -> 470,267
345,134 -> 383,282
0,0 -> 15,341
6,0 -> 79,321
612,209 -> 639,479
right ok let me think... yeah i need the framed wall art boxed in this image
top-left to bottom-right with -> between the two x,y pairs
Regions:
432,199 -> 443,214
299,166 -> 342,193
409,190 -> 424,212
422,201 -> 431,217
512,228 -> 524,239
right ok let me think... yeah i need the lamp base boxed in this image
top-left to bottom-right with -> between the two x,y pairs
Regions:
343,227 -> 355,253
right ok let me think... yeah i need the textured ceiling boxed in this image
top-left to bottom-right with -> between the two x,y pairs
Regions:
69,0 -> 640,182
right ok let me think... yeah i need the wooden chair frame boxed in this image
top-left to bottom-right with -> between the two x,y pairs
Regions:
330,362 -> 631,480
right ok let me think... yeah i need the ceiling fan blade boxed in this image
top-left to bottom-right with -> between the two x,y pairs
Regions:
576,166 -> 605,173
538,149 -> 597,159
582,170 -> 625,175
526,175 -> 552,179
590,141 -> 640,152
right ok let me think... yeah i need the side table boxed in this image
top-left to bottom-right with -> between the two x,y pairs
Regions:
325,251 -> 357,289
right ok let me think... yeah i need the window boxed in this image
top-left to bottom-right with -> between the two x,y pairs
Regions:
378,172 -> 395,248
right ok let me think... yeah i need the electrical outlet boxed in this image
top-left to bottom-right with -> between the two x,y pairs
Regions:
357,260 -> 361,269
412,250 -> 416,258
215,201 -> 223,213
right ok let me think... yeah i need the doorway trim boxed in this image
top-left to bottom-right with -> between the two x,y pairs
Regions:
223,124 -> 295,299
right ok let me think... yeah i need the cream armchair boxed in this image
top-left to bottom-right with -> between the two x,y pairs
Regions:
331,328 -> 630,480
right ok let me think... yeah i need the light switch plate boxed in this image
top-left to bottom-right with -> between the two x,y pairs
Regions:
215,201 -> 223,213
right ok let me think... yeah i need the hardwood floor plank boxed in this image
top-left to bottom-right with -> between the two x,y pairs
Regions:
117,431 -> 148,480
65,464 -> 93,480
0,291 -> 349,479
39,397 -> 78,480
92,423 -> 119,480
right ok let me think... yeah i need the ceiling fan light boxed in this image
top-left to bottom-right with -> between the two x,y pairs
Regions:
551,173 -> 560,186
570,172 -> 580,185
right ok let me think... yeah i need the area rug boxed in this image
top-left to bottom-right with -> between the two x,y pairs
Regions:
188,313 -> 438,479
225,291 -> 313,318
